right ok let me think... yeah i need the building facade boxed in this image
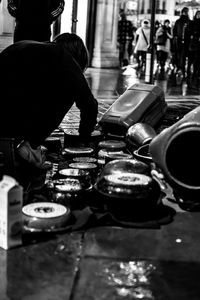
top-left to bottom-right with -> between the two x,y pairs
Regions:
0,0 -> 14,35
0,0 -> 198,68
120,0 -> 200,26
0,0 -> 120,68
120,0 -> 179,26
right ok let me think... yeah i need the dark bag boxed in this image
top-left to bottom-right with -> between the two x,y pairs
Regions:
155,33 -> 167,46
189,36 -> 200,51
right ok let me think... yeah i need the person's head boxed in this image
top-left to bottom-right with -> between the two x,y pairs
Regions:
142,19 -> 150,28
181,7 -> 189,16
119,10 -> 126,20
53,33 -> 89,72
155,20 -> 160,28
194,10 -> 200,20
164,19 -> 170,27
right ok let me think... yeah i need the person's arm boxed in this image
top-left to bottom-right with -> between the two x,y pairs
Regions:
127,21 -> 133,40
188,20 -> 194,40
172,21 -> 179,50
166,29 -> 173,40
60,53 -> 98,141
75,75 -> 98,140
117,21 -> 122,43
7,0 -> 18,18
172,21 -> 177,37
50,0 -> 65,23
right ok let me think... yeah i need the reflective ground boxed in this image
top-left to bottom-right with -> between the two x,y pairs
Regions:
1,34 -> 199,99
86,64 -> 200,99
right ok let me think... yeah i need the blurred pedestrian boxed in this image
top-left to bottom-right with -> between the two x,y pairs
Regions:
117,10 -> 134,67
155,19 -> 172,77
172,7 -> 192,78
188,10 -> 200,82
7,0 -> 65,43
134,19 -> 150,74
155,20 -> 161,33
0,33 -> 98,171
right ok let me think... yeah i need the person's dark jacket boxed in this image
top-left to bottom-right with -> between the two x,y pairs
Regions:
173,15 -> 192,47
7,0 -> 65,42
0,40 -> 98,145
188,18 -> 200,51
118,18 -> 134,44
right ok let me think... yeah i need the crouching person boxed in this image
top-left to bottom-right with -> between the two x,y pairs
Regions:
0,33 -> 98,189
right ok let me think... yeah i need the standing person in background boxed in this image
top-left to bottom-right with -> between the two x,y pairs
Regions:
134,19 -> 150,75
172,6 -> 192,78
7,0 -> 65,43
117,10 -> 134,67
155,20 -> 161,33
154,20 -> 161,70
188,10 -> 200,84
155,19 -> 172,78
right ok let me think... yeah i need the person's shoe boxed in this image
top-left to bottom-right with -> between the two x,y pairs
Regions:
16,140 -> 51,170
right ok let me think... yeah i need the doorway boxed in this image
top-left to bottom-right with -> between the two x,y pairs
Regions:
60,0 -> 89,43
0,0 -> 14,35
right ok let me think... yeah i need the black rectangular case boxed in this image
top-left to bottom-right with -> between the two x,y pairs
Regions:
99,83 -> 167,135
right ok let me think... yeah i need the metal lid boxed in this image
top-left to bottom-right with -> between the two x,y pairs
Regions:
58,168 -> 89,177
98,149 -> 124,158
63,147 -> 94,155
22,202 -> 67,219
22,202 -> 71,233
69,162 -> 97,170
96,173 -> 160,199
98,140 -> 126,150
72,156 -> 97,163
45,136 -> 61,141
105,152 -> 133,161
54,178 -> 83,192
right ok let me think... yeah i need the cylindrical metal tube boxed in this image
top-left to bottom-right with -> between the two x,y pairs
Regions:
149,106 -> 200,203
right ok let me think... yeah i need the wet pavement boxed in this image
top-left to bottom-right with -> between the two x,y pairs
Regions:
2,202 -> 200,299
86,64 -> 200,99
59,65 -> 200,135
1,35 -> 200,300
1,33 -> 200,98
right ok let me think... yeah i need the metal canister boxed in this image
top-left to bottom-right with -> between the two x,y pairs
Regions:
126,123 -> 156,148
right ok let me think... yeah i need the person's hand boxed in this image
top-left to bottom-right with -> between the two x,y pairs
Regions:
16,141 -> 52,170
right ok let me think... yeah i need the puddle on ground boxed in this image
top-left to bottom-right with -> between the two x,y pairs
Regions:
101,261 -> 156,299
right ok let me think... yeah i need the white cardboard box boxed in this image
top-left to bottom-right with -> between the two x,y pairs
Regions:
0,176 -> 23,250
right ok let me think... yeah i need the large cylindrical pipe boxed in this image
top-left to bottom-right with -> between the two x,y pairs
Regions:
149,106 -> 200,202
